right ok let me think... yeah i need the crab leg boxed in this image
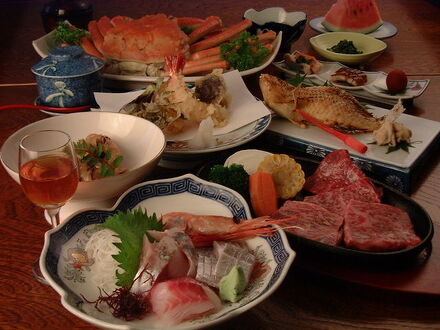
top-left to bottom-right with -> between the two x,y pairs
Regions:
188,16 -> 222,44
88,20 -> 105,54
182,60 -> 228,75
190,19 -> 253,53
176,17 -> 206,30
80,36 -> 104,59
185,54 -> 222,67
190,46 -> 221,60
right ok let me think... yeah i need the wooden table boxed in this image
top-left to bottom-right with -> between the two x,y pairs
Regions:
1,0 -> 439,329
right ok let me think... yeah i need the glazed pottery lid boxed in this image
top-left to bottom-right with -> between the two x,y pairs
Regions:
31,46 -> 104,78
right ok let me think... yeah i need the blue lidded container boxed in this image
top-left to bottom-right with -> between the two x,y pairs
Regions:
32,46 -> 104,108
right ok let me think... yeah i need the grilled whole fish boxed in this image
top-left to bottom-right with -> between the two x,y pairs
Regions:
259,74 -> 382,133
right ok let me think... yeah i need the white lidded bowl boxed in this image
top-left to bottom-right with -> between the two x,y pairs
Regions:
1,112 -> 166,201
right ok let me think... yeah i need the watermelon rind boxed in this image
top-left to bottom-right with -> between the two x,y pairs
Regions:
322,19 -> 383,34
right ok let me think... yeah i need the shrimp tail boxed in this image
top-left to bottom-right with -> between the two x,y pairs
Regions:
165,55 -> 186,75
190,217 -> 298,247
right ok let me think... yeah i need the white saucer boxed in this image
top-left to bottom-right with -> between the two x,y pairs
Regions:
309,17 -> 398,39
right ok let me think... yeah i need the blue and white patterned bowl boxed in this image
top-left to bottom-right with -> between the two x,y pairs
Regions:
40,174 -> 296,329
32,46 -> 104,108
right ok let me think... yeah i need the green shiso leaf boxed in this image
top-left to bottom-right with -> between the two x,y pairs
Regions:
101,209 -> 164,287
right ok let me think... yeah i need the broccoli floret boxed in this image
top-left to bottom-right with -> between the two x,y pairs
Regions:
208,164 -> 249,197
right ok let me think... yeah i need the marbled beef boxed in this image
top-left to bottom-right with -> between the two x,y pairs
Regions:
304,149 -> 369,194
304,178 -> 381,215
343,200 -> 421,252
271,201 -> 344,246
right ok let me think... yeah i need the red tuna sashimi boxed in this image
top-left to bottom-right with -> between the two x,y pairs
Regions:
149,277 -> 221,326
271,201 -> 344,246
343,200 -> 421,252
304,178 -> 380,215
303,149 -> 369,194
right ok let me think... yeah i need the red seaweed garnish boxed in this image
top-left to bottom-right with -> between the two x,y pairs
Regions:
81,268 -> 154,321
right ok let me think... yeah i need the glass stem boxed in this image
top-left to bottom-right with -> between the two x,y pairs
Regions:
46,207 -> 61,228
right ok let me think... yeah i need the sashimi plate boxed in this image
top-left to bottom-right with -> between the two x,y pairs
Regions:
40,174 -> 295,330
273,53 -> 430,101
309,17 -> 397,39
32,29 -> 282,90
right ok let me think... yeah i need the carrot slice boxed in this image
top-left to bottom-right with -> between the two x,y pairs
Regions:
249,172 -> 278,217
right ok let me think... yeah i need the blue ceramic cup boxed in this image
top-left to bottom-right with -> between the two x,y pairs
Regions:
32,46 -> 104,108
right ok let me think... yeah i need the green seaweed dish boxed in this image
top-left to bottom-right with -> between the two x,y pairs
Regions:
327,39 -> 363,54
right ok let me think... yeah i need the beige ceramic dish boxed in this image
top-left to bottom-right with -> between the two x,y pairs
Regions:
309,32 -> 387,65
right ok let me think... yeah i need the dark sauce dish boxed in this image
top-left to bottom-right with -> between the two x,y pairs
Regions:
243,7 -> 307,53
197,153 -> 434,265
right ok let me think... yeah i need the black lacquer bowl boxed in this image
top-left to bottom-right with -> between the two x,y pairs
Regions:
244,7 -> 307,53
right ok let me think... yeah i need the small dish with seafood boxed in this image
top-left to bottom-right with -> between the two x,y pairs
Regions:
40,174 -> 295,329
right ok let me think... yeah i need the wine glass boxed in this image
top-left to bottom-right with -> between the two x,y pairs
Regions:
18,130 -> 79,282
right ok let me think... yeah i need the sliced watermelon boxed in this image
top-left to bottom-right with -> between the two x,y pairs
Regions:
322,0 -> 383,34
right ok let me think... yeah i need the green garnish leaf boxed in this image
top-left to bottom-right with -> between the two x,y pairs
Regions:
74,139 -> 124,178
101,209 -> 164,287
54,21 -> 87,46
386,140 -> 416,154
220,31 -> 270,71
112,155 -> 124,168
287,73 -> 307,87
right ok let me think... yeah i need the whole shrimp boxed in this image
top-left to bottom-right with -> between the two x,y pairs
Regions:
154,55 -> 229,128
161,212 -> 297,247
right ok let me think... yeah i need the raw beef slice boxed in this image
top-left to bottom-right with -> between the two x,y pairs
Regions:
343,200 -> 421,252
304,149 -> 369,194
304,178 -> 381,215
271,201 -> 344,246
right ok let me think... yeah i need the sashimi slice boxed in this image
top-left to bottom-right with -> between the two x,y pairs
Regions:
149,277 -> 221,327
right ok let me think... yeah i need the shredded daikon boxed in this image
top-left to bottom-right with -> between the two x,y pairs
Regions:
85,228 -> 122,293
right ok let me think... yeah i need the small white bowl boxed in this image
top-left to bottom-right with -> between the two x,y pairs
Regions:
1,112 -> 166,201
309,32 -> 387,65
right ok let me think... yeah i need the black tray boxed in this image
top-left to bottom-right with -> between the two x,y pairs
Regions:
196,151 -> 434,265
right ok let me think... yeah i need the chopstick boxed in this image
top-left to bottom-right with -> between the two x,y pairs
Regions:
296,108 -> 368,154
0,104 -> 91,113
0,82 -> 37,87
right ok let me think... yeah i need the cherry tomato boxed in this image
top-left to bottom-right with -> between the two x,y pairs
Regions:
386,70 -> 408,93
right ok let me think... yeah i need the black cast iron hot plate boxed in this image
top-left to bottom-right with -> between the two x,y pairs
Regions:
197,152 -> 434,265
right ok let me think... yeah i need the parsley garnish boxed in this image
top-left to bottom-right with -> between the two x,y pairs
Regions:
101,209 -> 164,287
54,21 -> 87,46
220,31 -> 270,71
